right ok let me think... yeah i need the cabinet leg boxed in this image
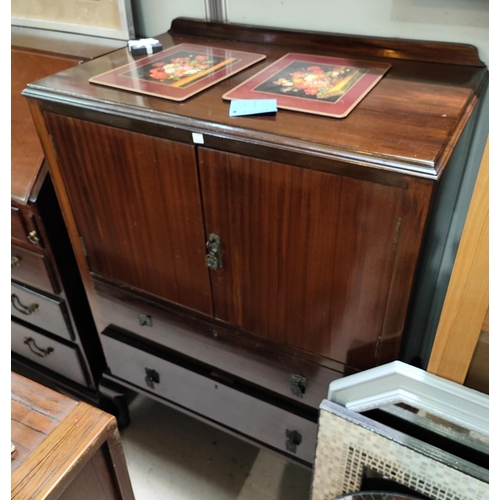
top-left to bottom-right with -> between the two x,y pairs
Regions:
98,375 -> 135,430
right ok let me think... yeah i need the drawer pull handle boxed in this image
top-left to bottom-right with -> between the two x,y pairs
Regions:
206,233 -> 222,270
23,337 -> 54,358
138,314 -> 153,327
290,373 -> 308,398
145,368 -> 160,389
28,230 -> 40,245
285,429 -> 302,454
11,256 -> 21,268
11,294 -> 39,315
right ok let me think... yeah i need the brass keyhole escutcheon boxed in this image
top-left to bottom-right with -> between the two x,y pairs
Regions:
206,233 -> 222,270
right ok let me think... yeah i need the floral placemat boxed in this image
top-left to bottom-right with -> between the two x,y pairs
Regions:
90,43 -> 266,101
223,53 -> 391,118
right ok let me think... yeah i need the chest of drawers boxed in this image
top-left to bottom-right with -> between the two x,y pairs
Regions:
23,19 -> 488,464
11,28 -> 129,424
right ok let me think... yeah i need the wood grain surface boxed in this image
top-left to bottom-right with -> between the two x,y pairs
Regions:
199,148 -> 405,367
11,372 -> 135,500
44,114 -> 213,316
24,19 -> 488,179
427,138 -> 489,384
11,244 -> 59,294
22,19 -> 488,405
11,49 -> 77,204
11,372 -> 77,473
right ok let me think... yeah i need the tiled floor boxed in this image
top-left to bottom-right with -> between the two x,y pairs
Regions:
120,393 -> 313,500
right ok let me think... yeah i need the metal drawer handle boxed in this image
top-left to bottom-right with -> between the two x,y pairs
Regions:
11,256 -> 21,268
285,429 -> 302,454
290,373 -> 308,398
28,230 -> 40,245
23,337 -> 54,358
11,294 -> 39,315
145,367 -> 160,389
138,314 -> 153,327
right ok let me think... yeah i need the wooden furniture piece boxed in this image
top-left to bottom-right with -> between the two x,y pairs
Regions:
428,138 -> 489,393
11,28 -> 129,423
24,19 -> 488,465
11,372 -> 135,500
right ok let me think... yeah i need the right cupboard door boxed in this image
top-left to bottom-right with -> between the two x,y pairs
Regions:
198,148 -> 406,368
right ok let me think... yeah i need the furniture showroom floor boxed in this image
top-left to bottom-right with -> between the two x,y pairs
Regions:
120,394 -> 313,500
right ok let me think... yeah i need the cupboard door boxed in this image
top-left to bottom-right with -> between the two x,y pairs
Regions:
45,114 -> 212,315
199,148 -> 405,368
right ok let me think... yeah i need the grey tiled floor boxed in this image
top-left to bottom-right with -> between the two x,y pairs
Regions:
120,394 -> 313,500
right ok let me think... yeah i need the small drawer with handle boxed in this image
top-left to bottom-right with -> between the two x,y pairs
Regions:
11,320 -> 89,386
11,206 -> 43,248
11,245 -> 59,294
11,282 -> 74,341
102,330 -> 318,464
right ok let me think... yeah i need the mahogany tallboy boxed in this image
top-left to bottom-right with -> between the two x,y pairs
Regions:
23,19 -> 488,465
11,28 -> 129,424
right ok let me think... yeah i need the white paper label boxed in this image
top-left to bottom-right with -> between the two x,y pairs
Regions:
192,133 -> 204,144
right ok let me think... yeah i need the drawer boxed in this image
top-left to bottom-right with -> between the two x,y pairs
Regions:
11,206 -> 43,248
94,278 -> 342,410
11,245 -> 59,294
102,330 -> 318,463
11,282 -> 74,341
12,320 -> 88,386
11,207 -> 28,243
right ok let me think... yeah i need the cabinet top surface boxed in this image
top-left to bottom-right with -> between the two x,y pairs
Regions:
11,372 -> 116,498
23,18 -> 488,178
11,48 -> 77,204
11,29 -> 126,204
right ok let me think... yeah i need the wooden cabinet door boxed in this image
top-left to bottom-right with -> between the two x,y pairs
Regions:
45,114 -> 213,315
199,148 -> 405,368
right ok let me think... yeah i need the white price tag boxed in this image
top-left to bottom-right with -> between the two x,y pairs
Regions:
192,133 -> 204,144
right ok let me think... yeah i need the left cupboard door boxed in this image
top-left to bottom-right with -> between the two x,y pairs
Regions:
44,114 -> 213,316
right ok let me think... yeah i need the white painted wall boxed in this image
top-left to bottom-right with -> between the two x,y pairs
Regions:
132,0 -> 205,39
133,0 -> 489,66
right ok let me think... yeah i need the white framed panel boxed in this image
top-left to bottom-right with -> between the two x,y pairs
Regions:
11,0 -> 135,40
328,361 -> 489,437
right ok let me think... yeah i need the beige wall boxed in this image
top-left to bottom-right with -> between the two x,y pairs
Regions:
133,0 -> 488,66
12,0 -> 122,31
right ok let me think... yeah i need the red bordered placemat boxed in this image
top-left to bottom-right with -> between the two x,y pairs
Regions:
90,43 -> 266,101
223,53 -> 391,118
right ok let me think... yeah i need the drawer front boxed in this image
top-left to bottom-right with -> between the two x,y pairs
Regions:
11,245 -> 58,294
11,283 -> 74,341
12,321 -> 88,386
94,279 -> 342,410
102,331 -> 318,463
11,206 -> 43,248
11,207 -> 28,243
